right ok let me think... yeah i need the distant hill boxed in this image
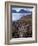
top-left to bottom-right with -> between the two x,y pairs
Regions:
16,14 -> 32,24
11,9 -> 32,13
19,9 -> 32,13
11,10 -> 17,13
20,15 -> 32,20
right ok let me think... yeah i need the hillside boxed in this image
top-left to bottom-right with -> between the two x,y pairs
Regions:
12,14 -> 32,38
16,14 -> 32,24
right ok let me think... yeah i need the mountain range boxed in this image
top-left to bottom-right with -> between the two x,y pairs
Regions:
11,9 -> 32,13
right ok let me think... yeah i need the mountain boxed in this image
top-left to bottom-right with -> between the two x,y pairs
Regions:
11,9 -> 32,13
11,10 -> 17,13
16,14 -> 32,24
19,9 -> 31,13
20,15 -> 32,19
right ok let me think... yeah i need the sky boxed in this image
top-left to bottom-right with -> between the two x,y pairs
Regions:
11,8 -> 32,21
